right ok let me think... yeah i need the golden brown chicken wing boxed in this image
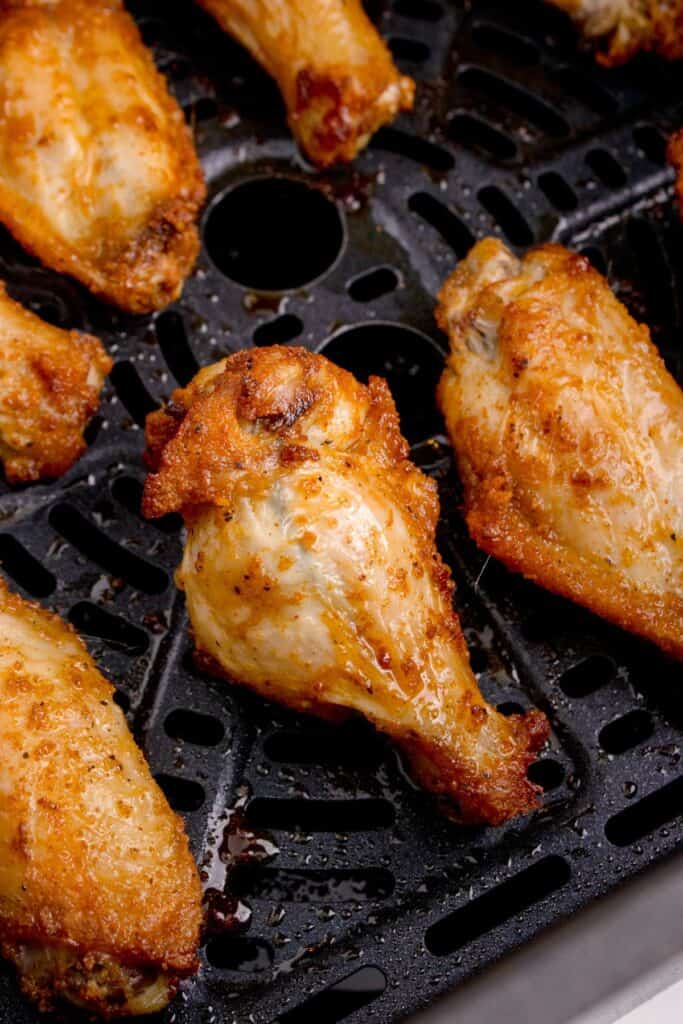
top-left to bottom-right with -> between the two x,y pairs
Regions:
0,579 -> 202,1017
143,346 -> 548,826
194,0 -> 415,166
0,282 -> 110,484
436,238 -> 683,660
546,0 -> 683,65
0,1 -> 206,313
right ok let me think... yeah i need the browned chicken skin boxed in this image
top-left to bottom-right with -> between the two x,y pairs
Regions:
143,346 -> 548,826
194,0 -> 415,166
0,0 -> 206,313
0,283 -> 110,483
437,238 -> 683,660
546,0 -> 683,64
0,580 -> 202,1016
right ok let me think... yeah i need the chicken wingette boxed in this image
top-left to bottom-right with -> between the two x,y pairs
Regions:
0,580 -> 202,1016
0,282 -> 110,483
143,346 -> 548,826
436,238 -> 683,660
545,0 -> 683,65
194,0 -> 415,166
0,0 -> 206,313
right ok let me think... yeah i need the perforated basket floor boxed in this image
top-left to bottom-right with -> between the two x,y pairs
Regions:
1,2 -> 683,1022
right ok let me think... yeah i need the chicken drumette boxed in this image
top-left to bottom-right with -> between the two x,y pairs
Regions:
0,1 -> 206,313
0,580 -> 201,1016
437,238 -> 683,660
0,282 -> 110,483
546,0 -> 683,65
194,0 -> 414,166
143,346 -> 548,826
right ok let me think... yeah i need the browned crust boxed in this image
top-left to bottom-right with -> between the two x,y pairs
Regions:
0,282 -> 111,483
436,240 -> 683,661
548,0 -> 683,65
0,0 -> 206,313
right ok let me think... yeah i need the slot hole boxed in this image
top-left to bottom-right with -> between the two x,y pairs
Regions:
550,67 -> 619,115
111,475 -> 182,534
538,171 -> 578,212
478,186 -> 534,246
277,966 -> 387,1024
371,128 -> 455,172
459,68 -> 569,138
164,708 -> 226,747
599,710 -> 654,755
449,113 -> 517,161
0,536 -> 55,597
110,361 -> 159,427
155,774 -> 205,813
48,503 -> 168,594
472,23 -> 539,64
606,777 -> 683,846
264,722 -> 383,766
425,856 -> 570,955
408,192 -> 475,259
68,601 -> 149,655
205,936 -> 273,973
246,798 -> 395,831
633,124 -> 668,165
253,314 -> 303,347
393,0 -> 443,21
389,38 -> 430,62
527,758 -> 565,791
585,148 -> 627,189
348,267 -> 399,302
155,311 -> 199,387
497,701 -> 526,717
232,866 -> 395,902
559,655 -> 616,698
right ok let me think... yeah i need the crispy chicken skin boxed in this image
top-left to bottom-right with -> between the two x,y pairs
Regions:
0,283 -> 110,484
0,579 -> 202,1016
546,0 -> 683,65
0,0 -> 206,313
194,0 -> 415,166
143,346 -> 548,826
436,238 -> 683,660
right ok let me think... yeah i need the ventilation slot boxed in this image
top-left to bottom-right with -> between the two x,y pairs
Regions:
254,314 -> 303,347
471,23 -> 539,64
264,725 -> 383,767
155,311 -> 199,387
599,710 -> 654,755
49,503 -> 168,594
498,701 -> 526,717
449,113 -> 517,160
633,124 -> 668,165
538,171 -> 578,212
459,68 -> 569,138
393,0 -> 443,20
111,475 -> 182,534
276,966 -> 387,1024
478,186 -> 533,246
348,267 -> 399,302
165,708 -> 226,746
0,535 -> 55,597
550,67 -> 618,115
425,856 -> 571,956
155,773 -> 205,813
245,798 -> 395,832
68,601 -> 149,655
408,192 -> 474,259
110,361 -> 159,427
527,758 -> 565,791
585,149 -> 627,189
232,867 -> 395,902
606,777 -> 683,847
559,655 -> 616,698
206,936 -> 273,973
371,127 -> 455,172
389,38 -> 430,63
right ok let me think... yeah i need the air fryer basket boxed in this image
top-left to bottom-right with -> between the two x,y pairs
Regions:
1,2 -> 682,1022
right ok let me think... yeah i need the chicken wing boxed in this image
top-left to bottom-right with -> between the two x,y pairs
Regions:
0,282 -> 110,484
143,346 -> 548,826
545,0 -> 683,65
0,1 -> 206,313
436,238 -> 683,660
194,0 -> 415,166
0,579 -> 201,1016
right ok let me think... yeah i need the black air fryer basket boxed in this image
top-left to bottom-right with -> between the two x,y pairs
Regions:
1,2 -> 683,1022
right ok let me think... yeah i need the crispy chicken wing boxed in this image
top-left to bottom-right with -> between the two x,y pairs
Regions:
0,1 -> 206,313
143,346 -> 548,825
0,579 -> 201,1017
0,282 -> 110,483
546,0 -> 683,64
194,0 -> 415,166
436,238 -> 683,660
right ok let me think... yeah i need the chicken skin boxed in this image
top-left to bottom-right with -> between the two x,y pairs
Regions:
0,1 -> 206,313
143,346 -> 548,826
0,579 -> 201,1017
545,0 -> 683,65
0,282 -> 110,484
194,0 -> 415,166
436,238 -> 683,660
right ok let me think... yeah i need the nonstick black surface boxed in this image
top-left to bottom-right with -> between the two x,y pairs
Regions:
1,2 -> 682,1022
